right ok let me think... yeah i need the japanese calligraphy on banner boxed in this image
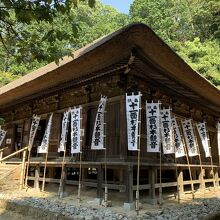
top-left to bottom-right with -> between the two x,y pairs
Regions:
196,122 -> 210,157
172,117 -> 185,158
126,93 -> 141,151
181,119 -> 198,157
217,122 -> 220,156
91,96 -> 107,150
0,128 -> 7,147
146,102 -> 160,152
37,114 -> 53,154
58,110 -> 70,152
28,115 -> 41,151
161,108 -> 174,154
70,107 -> 81,154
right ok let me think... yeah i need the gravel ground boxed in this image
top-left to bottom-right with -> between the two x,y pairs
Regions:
0,187 -> 220,219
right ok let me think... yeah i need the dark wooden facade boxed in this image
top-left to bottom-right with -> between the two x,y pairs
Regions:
0,23 -> 220,205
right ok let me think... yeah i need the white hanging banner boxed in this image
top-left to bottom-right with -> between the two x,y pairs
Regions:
146,102 -> 160,152
70,107 -> 81,154
0,129 -> 7,147
217,122 -> 220,156
126,93 -> 141,151
196,122 -> 210,158
37,114 -> 53,154
172,117 -> 185,158
28,115 -> 41,151
181,119 -> 198,157
161,108 -> 174,154
91,96 -> 107,150
58,110 -> 70,152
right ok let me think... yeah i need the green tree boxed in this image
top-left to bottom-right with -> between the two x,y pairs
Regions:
130,0 -> 220,87
172,38 -> 220,88
0,1 -> 128,76
0,0 -> 96,60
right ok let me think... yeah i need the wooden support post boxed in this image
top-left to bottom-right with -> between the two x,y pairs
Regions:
124,165 -> 134,209
158,147 -> 163,205
194,126 -> 205,192
97,166 -> 103,204
0,151 -> 3,162
77,152 -> 82,202
207,131 -> 216,190
34,165 -> 40,191
42,152 -> 48,192
25,149 -> 31,187
215,170 -> 219,187
58,164 -> 66,198
181,130 -> 195,199
177,168 -> 184,196
148,167 -> 156,205
119,94 -> 126,159
136,92 -> 142,215
199,168 -> 205,190
19,150 -> 27,191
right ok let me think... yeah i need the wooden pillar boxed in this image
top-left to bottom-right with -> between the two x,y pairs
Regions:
19,150 -> 27,190
97,166 -> 103,202
59,166 -> 67,198
119,95 -> 126,159
199,168 -> 205,189
0,151 -> 3,163
177,168 -> 184,196
34,165 -> 40,191
148,167 -> 157,205
215,168 -> 219,187
124,165 -> 133,206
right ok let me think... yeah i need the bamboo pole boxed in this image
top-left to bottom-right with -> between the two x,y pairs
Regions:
136,92 -> 142,215
193,125 -> 205,193
77,151 -> 82,202
174,157 -> 180,203
171,112 -> 180,203
158,103 -> 163,205
103,109 -> 108,207
77,111 -> 83,202
58,147 -> 66,198
25,149 -> 31,187
20,150 -> 27,189
159,143 -> 163,204
180,125 -> 195,199
42,150 -> 49,192
20,149 -> 27,191
207,130 -> 216,191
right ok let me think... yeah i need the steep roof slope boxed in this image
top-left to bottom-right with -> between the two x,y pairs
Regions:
0,23 -> 219,111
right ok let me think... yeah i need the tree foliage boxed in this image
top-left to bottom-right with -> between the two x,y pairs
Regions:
0,1 -> 128,77
130,0 -> 220,87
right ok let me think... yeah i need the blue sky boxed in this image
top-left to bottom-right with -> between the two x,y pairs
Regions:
100,0 -> 133,14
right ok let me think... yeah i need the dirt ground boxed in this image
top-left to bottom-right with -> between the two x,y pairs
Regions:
0,183 -> 220,219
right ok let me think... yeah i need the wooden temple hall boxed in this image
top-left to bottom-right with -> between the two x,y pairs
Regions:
1,23 -> 220,209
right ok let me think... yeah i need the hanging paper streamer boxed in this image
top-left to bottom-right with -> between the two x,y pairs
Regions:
217,122 -> 220,156
58,110 -> 70,152
126,92 -> 141,151
181,119 -> 198,157
37,114 -> 53,154
70,107 -> 81,154
146,102 -> 160,152
0,128 -> 7,147
196,122 -> 210,158
28,115 -> 41,151
160,108 -> 174,154
172,117 -> 185,158
91,96 -> 107,150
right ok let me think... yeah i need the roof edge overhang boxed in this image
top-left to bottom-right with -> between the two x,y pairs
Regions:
0,23 -> 220,112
